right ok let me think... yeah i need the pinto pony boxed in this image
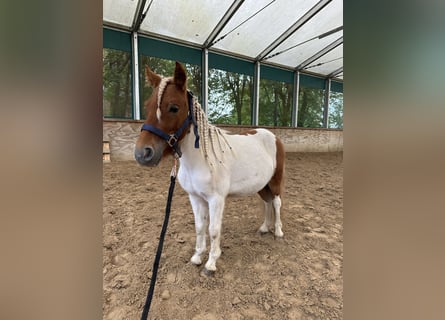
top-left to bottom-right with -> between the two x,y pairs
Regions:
135,62 -> 285,274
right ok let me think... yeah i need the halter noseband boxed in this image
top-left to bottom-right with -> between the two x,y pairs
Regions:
140,90 -> 200,158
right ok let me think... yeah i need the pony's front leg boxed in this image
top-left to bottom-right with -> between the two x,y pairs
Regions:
273,195 -> 284,237
204,195 -> 225,273
189,195 -> 209,265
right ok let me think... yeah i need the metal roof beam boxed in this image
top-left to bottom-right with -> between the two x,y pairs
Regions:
131,0 -> 150,32
204,0 -> 245,48
256,0 -> 332,61
103,21 -> 132,32
296,36 -> 343,70
328,66 -> 343,78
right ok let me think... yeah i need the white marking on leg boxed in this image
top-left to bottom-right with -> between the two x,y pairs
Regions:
205,196 -> 225,271
259,201 -> 273,233
272,196 -> 284,237
189,195 -> 208,265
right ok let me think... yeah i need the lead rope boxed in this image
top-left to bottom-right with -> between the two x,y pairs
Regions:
140,156 -> 178,320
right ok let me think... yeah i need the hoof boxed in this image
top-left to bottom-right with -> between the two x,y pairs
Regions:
258,229 -> 270,236
274,228 -> 284,238
274,233 -> 284,240
258,224 -> 272,234
201,267 -> 215,277
190,255 -> 202,265
258,226 -> 273,235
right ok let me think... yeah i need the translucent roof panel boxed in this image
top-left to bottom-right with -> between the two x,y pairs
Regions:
266,0 -> 343,68
268,31 -> 343,69
139,0 -> 234,45
102,0 -> 343,79
211,0 -> 319,58
103,0 -> 140,28
304,44 -> 343,75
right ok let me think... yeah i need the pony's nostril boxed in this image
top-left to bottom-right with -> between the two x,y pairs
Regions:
143,146 -> 154,161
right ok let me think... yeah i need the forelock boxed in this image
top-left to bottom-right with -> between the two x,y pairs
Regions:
156,77 -> 173,121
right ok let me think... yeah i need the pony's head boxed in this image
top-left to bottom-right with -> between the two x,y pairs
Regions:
135,62 -> 191,166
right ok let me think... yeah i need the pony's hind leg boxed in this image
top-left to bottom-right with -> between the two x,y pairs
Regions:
272,195 -> 284,237
189,195 -> 208,265
259,200 -> 274,234
258,197 -> 283,237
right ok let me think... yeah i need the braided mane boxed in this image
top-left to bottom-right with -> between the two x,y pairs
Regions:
157,77 -> 233,169
191,96 -> 233,170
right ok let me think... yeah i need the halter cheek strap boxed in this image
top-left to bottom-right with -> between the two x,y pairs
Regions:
141,91 -> 200,158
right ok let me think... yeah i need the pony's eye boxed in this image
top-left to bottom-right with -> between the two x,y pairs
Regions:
168,104 -> 179,113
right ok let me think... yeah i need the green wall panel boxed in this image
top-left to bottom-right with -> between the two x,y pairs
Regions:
300,73 -> 325,89
261,65 -> 294,83
331,80 -> 343,93
208,52 -> 254,76
103,28 -> 131,52
138,36 -> 201,65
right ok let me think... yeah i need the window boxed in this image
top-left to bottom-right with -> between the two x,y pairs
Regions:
103,48 -> 132,118
208,69 -> 252,125
259,79 -> 293,127
297,87 -> 325,128
328,91 -> 343,129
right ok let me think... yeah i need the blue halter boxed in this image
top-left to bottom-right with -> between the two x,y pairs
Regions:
140,90 -> 200,158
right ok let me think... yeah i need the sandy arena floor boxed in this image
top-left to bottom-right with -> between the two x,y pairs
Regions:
103,152 -> 343,319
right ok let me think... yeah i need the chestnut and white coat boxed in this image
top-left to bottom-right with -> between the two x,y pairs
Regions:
135,62 -> 285,274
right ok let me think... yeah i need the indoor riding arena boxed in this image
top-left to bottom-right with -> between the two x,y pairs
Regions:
103,1 -> 343,319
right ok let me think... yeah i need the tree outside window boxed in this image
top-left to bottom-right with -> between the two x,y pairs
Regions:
103,48 -> 132,118
208,69 -> 252,125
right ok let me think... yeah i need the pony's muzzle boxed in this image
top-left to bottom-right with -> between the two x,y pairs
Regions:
142,146 -> 154,161
135,145 -> 156,166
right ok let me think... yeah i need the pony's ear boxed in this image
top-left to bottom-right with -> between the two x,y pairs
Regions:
145,66 -> 161,87
173,61 -> 187,91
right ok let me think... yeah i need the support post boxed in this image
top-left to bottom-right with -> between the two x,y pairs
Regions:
131,32 -> 141,120
252,61 -> 260,126
292,70 -> 300,127
201,48 -> 208,113
323,78 -> 331,128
